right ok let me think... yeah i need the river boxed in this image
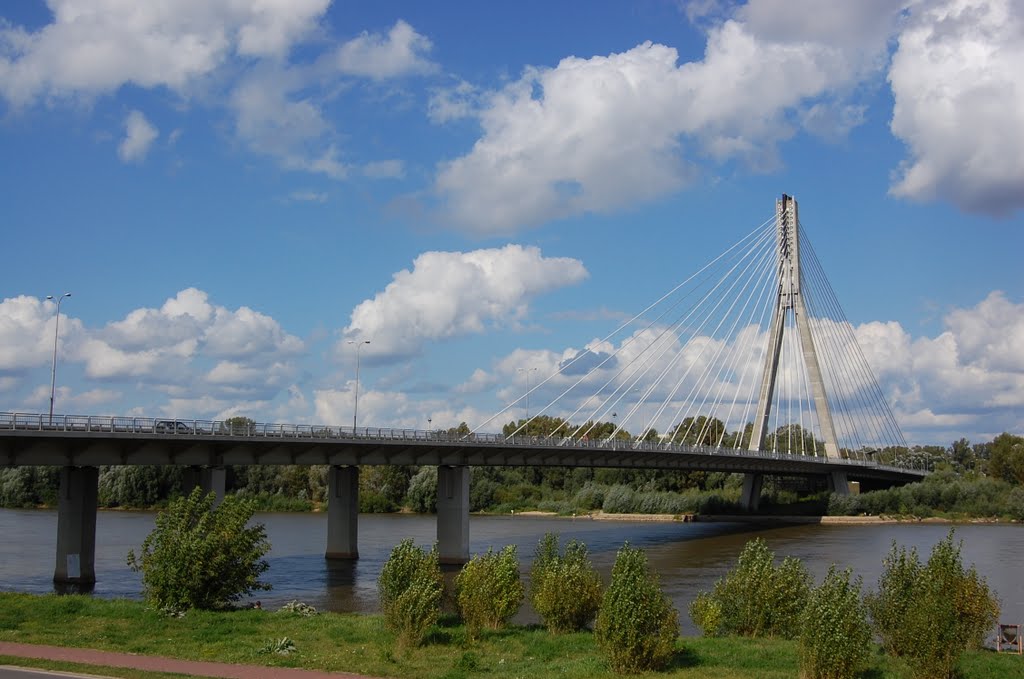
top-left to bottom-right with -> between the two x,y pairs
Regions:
0,509 -> 1020,635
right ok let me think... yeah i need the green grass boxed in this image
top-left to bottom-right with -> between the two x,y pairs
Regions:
2,593 -> 1022,678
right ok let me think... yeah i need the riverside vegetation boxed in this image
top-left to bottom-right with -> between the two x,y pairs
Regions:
4,488 -> 1013,679
2,422 -> 1022,521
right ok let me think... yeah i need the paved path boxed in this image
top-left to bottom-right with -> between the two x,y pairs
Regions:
0,643 -> 378,679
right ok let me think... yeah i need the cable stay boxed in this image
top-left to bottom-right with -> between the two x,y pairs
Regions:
474,194 -> 909,470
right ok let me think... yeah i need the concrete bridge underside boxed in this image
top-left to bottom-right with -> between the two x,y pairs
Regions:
1,426 -> 924,588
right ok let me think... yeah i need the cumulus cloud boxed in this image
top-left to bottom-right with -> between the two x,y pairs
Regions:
0,5 -> 438,182
362,159 -> 405,179
342,245 -> 589,357
888,0 -> 1024,216
229,65 -> 348,180
333,20 -> 436,79
434,4 -> 898,233
463,290 -> 1024,443
313,384 -> 484,430
79,288 -> 303,382
0,0 -> 330,107
0,295 -> 80,372
117,110 -> 159,163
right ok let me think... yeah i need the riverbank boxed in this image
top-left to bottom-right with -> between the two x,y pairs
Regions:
513,510 -> 1019,525
1,593 -> 1020,679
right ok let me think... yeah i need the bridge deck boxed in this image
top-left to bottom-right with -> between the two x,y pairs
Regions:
0,412 -> 926,484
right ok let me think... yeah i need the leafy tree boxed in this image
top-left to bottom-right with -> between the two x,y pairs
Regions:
989,432 -> 1024,484
689,537 -> 809,639
668,416 -> 726,447
456,545 -> 524,639
595,543 -> 678,673
126,488 -> 270,611
867,531 -> 999,679
799,566 -> 871,679
359,465 -> 411,512
529,533 -> 602,633
447,422 -> 471,437
222,416 -> 256,435
378,539 -> 443,647
405,466 -> 437,513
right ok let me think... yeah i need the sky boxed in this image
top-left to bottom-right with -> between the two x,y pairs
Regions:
1,0 -> 1022,447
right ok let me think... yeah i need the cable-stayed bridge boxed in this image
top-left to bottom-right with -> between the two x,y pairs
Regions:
1,194 -> 925,587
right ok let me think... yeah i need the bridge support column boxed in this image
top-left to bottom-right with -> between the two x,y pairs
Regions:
182,466 -> 226,506
437,465 -> 470,565
740,473 -> 763,512
829,471 -> 851,496
54,466 -> 98,587
326,465 -> 360,559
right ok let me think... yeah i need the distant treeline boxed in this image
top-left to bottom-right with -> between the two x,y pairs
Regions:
2,421 -> 1021,519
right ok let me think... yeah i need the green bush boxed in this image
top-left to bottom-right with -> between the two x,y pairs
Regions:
378,539 -> 443,647
868,531 -> 999,679
529,533 -> 602,633
594,543 -> 678,673
405,466 -> 437,513
126,488 -> 270,612
864,541 -> 921,656
689,537 -> 809,639
456,545 -> 523,639
799,566 -> 871,679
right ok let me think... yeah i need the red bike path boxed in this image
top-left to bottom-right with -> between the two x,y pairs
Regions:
0,642 -> 380,678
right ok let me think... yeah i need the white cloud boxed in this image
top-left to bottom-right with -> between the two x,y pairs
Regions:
334,20 -> 436,80
434,7 -> 896,233
313,384 -> 484,430
0,0 -> 331,107
78,288 -> 303,383
427,79 -> 480,123
888,0 -> 1024,216
288,190 -> 328,203
342,245 -> 589,357
117,110 -> 159,163
230,65 -> 348,180
362,159 -> 405,179
0,295 -> 81,372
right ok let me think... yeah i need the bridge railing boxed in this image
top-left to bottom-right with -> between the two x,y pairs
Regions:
0,411 -> 925,474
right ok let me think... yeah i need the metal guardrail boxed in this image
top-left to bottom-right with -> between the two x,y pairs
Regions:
0,411 -> 926,474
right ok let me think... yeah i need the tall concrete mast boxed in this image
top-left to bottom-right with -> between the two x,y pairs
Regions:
742,194 -> 843,508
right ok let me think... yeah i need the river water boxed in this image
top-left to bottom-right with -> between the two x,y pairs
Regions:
1,509 -> 1021,635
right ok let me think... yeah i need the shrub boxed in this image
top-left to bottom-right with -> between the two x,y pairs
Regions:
456,545 -> 523,639
594,543 -> 678,673
405,466 -> 437,513
864,541 -> 921,656
869,531 -> 999,679
378,539 -> 443,647
126,488 -> 270,612
689,537 -> 809,639
601,484 -> 636,513
799,566 -> 871,679
529,533 -> 602,633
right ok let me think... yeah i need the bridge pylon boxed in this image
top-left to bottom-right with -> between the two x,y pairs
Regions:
742,194 -> 846,510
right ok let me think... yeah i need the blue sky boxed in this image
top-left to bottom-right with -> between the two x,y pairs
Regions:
1,0 -> 1022,446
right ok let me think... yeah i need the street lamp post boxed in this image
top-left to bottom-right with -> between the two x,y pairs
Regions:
518,367 -> 537,421
348,340 -> 370,433
46,292 -> 71,423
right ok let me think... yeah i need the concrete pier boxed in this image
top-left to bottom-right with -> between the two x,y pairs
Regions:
182,466 -> 226,506
830,470 -> 851,496
437,465 -> 470,564
326,465 -> 360,559
53,466 -> 98,586
740,472 -> 763,511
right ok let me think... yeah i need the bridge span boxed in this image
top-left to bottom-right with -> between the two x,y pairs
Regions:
1,411 -> 926,588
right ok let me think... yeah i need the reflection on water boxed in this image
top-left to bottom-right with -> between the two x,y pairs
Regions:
1,509 -> 1021,635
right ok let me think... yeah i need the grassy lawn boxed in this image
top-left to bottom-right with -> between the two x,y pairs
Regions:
2,593 -> 1022,679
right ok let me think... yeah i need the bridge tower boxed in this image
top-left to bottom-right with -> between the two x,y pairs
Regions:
742,194 -> 846,509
